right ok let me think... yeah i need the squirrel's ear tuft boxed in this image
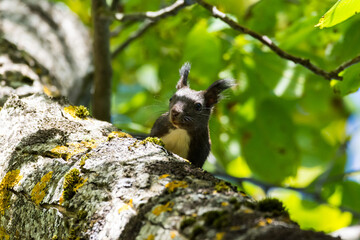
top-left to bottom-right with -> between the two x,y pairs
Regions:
204,79 -> 234,107
176,62 -> 191,89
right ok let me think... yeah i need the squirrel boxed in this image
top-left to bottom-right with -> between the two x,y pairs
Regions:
150,62 -> 233,168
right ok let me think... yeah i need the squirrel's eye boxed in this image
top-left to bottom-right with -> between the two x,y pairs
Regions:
169,97 -> 173,102
195,103 -> 202,111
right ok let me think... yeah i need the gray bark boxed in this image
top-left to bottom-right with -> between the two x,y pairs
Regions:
0,0 -> 93,105
0,93 -> 339,240
0,38 -> 339,240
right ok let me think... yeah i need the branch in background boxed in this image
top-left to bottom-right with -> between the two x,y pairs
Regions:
112,0 -> 359,81
110,21 -> 134,38
215,172 -> 360,218
92,0 -> 112,121
115,0 -> 194,22
111,0 -> 194,58
196,0 -> 345,81
333,55 -> 360,75
112,20 -> 156,59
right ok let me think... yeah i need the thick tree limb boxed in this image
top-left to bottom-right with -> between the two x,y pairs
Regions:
0,33 -> 340,239
0,92 -> 340,239
0,0 -> 92,104
91,0 -> 112,121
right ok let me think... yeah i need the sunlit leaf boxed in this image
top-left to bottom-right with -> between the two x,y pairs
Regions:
330,20 -> 360,63
136,64 -> 161,93
241,100 -> 300,183
341,180 -> 360,212
183,20 -> 222,82
331,65 -> 360,96
226,156 -> 252,177
271,190 -> 352,232
316,0 -> 360,29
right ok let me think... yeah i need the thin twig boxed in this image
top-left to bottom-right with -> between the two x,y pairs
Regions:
332,55 -> 360,75
111,20 -> 156,58
110,21 -> 134,38
115,0 -> 194,22
196,0 -> 343,81
111,0 -> 195,58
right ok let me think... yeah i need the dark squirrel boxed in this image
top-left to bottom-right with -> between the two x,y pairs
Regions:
150,62 -> 233,168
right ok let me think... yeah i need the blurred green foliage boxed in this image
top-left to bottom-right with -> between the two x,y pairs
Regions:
54,0 -> 360,233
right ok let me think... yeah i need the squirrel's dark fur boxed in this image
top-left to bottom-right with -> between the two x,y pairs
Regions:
150,62 -> 233,168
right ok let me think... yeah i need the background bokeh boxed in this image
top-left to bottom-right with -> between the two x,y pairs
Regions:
52,0 -> 360,233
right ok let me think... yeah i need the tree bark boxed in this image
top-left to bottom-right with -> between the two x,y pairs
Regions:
0,93 -> 339,240
0,40 -> 339,239
91,0 -> 112,122
0,0 -> 93,106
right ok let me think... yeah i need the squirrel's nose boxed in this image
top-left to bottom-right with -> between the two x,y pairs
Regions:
171,108 -> 180,118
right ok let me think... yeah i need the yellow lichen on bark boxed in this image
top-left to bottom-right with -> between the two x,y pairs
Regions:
31,171 -> 53,205
59,169 -> 87,205
107,131 -> 132,141
49,140 -> 99,161
0,226 -> 10,240
0,170 -> 23,215
118,199 -> 133,213
159,174 -> 170,179
165,180 -> 188,192
152,201 -> 174,216
63,105 -> 89,119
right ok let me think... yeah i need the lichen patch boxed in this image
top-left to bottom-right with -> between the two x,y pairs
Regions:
0,169 -> 23,215
59,168 -> 87,204
152,201 -> 174,216
107,131 -> 132,141
165,180 -> 188,193
118,199 -> 133,213
49,140 -> 98,161
31,171 -> 53,205
63,105 -> 89,119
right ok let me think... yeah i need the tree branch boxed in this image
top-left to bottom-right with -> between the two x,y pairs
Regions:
111,20 -> 156,59
196,0 -> 345,81
112,0 -> 359,81
115,0 -> 194,22
111,0 -> 195,58
92,0 -> 112,121
332,54 -> 360,75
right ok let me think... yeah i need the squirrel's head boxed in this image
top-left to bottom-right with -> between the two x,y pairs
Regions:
168,62 -> 233,131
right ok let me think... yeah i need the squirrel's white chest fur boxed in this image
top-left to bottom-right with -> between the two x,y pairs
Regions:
161,128 -> 190,159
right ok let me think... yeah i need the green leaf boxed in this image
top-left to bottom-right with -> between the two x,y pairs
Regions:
136,64 -> 161,93
241,100 -> 300,183
316,0 -> 360,29
272,190 -> 352,232
330,20 -> 360,64
341,180 -> 360,212
331,65 -> 360,96
183,20 -> 221,82
252,51 -> 306,99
